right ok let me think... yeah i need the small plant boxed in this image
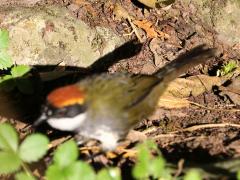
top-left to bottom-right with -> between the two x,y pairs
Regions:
46,139 -> 121,180
184,169 -> 202,180
0,123 -> 206,179
0,123 -> 121,180
132,140 -> 172,179
46,139 -> 95,180
237,170 -> 240,180
0,123 -> 49,180
0,65 -> 33,94
0,29 -> 32,94
0,29 -> 12,70
217,60 -> 238,76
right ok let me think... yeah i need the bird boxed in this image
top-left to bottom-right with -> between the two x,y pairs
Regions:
34,45 -> 216,150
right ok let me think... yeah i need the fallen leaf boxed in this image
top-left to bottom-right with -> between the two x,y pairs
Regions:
133,20 -> 169,39
133,20 -> 158,38
158,96 -> 190,108
113,3 -> 130,20
126,130 -> 147,142
74,0 -> 89,6
137,0 -> 158,8
157,75 -> 225,108
73,0 -> 97,17
137,0 -> 175,8
113,3 -> 143,42
219,76 -> 240,105
164,75 -> 224,98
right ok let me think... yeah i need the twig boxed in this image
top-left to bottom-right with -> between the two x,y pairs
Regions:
126,17 -> 143,43
174,159 -> 185,179
150,123 -> 240,140
190,101 -> 240,112
171,123 -> 240,133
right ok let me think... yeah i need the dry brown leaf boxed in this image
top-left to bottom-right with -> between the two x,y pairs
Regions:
74,0 -> 89,6
137,0 -> 175,8
158,96 -> 190,108
133,20 -> 169,39
126,130 -> 147,142
50,136 -> 71,149
133,20 -> 158,38
113,3 -> 130,20
74,0 -> 97,17
113,3 -> 143,42
219,76 -> 240,105
164,75 -> 224,98
137,0 -> 157,8
157,75 -> 225,109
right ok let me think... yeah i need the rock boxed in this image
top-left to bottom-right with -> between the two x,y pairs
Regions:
183,0 -> 240,46
0,6 -> 124,67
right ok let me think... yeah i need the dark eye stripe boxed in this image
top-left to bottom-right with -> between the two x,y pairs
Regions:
46,104 -> 87,118
65,105 -> 87,117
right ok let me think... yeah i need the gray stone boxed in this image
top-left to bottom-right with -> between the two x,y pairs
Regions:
183,0 -> 240,46
0,6 -> 124,67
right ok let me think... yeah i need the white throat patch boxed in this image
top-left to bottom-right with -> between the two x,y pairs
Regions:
47,113 -> 87,131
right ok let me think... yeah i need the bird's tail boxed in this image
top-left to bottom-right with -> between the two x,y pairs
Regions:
154,45 -> 216,84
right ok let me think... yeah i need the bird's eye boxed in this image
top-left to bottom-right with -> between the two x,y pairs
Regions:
47,110 -> 53,116
56,108 -> 67,117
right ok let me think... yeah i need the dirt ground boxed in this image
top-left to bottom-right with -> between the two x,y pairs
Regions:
1,0 -> 240,179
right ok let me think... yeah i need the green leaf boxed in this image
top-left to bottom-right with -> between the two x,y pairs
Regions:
0,75 -> 13,83
97,169 -> 110,180
217,60 -> 238,76
53,140 -> 78,168
11,65 -> 31,78
149,157 -> 165,178
75,161 -> 95,180
19,133 -> 49,163
138,144 -> 151,164
0,50 -> 12,70
64,161 -> 96,180
107,168 -> 121,180
46,164 -> 65,180
237,170 -> 240,180
0,75 -> 15,92
132,160 -> 149,179
0,29 -> 9,49
97,168 -> 121,180
184,169 -> 202,180
0,74 -> 13,83
15,172 -> 36,180
0,123 -> 18,151
145,140 -> 158,149
132,143 -> 150,179
0,151 -> 21,174
145,140 -> 161,155
46,161 -> 95,180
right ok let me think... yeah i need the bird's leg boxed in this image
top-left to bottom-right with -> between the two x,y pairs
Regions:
75,134 -> 102,155
74,133 -> 90,146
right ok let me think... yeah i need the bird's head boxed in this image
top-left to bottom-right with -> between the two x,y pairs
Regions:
34,84 -> 88,131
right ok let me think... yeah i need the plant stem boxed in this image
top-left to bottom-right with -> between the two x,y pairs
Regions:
21,162 -> 33,177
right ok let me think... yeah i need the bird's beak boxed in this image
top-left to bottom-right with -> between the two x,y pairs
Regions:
33,113 -> 48,127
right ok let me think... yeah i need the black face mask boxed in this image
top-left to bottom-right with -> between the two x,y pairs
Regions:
47,104 -> 87,118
